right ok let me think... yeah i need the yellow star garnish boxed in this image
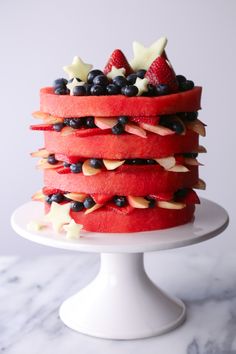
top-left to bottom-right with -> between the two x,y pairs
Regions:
107,66 -> 126,79
63,220 -> 83,240
66,78 -> 85,95
130,37 -> 167,71
63,56 -> 93,81
134,77 -> 149,96
44,202 -> 72,233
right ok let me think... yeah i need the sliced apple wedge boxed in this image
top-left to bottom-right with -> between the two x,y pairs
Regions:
103,159 -> 125,170
184,158 -> 203,166
155,156 -> 176,170
36,159 -> 63,170
167,165 -> 189,172
193,178 -> 206,190
128,196 -> 149,209
85,204 -> 104,214
32,190 -> 45,202
32,111 -> 49,119
31,148 -> 49,158
44,116 -> 64,124
186,119 -> 206,137
61,126 -> 75,136
139,122 -> 174,136
95,117 -> 118,130
197,145 -> 207,153
157,201 -> 186,210
64,192 -> 88,202
124,123 -> 147,138
82,159 -> 102,176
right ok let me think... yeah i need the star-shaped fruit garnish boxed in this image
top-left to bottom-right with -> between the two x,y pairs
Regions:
44,202 -> 72,233
63,219 -> 83,240
66,78 -> 85,95
107,66 -> 126,79
63,56 -> 93,81
134,77 -> 149,96
130,37 -> 167,71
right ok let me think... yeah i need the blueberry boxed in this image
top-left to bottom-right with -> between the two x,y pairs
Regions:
118,116 -> 129,125
174,188 -> 188,199
126,73 -> 137,84
125,159 -> 145,165
156,84 -> 169,96
47,154 -> 58,165
145,196 -> 156,208
146,84 -> 157,97
185,111 -> 198,121
55,87 -> 68,95
70,201 -> 84,212
83,197 -> 95,209
146,159 -> 157,165
53,78 -> 68,88
69,118 -> 83,129
179,80 -> 194,91
70,163 -> 83,173
112,123 -> 125,135
176,75 -> 186,85
46,195 -> 52,204
121,85 -> 138,97
136,69 -> 146,79
90,84 -> 106,96
53,123 -> 65,132
64,118 -> 71,126
50,193 -> 65,203
89,158 -> 103,169
85,116 -> 96,128
183,152 -> 198,158
83,83 -> 92,95
170,120 -> 184,134
87,70 -> 104,84
112,76 -> 128,88
113,196 -> 127,207
93,75 -> 109,86
106,84 -> 120,95
63,161 -> 71,168
73,85 -> 86,96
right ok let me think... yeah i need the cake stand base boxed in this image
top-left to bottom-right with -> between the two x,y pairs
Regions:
11,199 -> 229,340
59,252 -> 185,339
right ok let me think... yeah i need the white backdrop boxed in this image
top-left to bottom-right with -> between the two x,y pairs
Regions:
0,0 -> 235,255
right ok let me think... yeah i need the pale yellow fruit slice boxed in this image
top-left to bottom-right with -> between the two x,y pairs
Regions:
157,201 -> 186,209
155,156 -> 176,170
82,160 -> 102,176
85,204 -> 103,214
103,159 -> 125,170
64,193 -> 88,202
128,196 -> 149,209
167,165 -> 189,172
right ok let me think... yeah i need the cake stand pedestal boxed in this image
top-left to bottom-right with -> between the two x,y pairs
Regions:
11,198 -> 228,340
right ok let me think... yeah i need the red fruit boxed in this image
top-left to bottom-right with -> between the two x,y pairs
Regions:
40,87 -> 202,117
42,186 -> 62,195
44,165 -> 198,195
54,154 -> 82,164
105,203 -> 134,215
75,128 -> 111,137
175,155 -> 185,165
103,49 -> 133,76
44,129 -> 199,159
30,124 -> 53,131
145,56 -> 179,92
177,189 -> 200,205
56,167 -> 71,174
91,194 -> 113,204
45,203 -> 195,232
150,191 -> 174,201
129,116 -> 160,126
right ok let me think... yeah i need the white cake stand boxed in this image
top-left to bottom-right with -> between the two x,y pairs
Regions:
11,198 -> 228,340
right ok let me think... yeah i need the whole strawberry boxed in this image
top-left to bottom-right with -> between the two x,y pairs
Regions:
104,49 -> 133,76
145,56 -> 179,93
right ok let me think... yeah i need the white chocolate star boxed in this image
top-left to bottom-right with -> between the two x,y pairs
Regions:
63,220 -> 83,240
66,78 -> 85,95
130,37 -> 167,71
44,202 -> 72,233
106,66 -> 126,79
63,56 -> 93,81
134,77 -> 149,96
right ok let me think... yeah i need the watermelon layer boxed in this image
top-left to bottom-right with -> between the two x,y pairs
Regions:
44,165 -> 198,195
40,87 -> 202,117
45,202 -> 195,232
44,130 -> 199,159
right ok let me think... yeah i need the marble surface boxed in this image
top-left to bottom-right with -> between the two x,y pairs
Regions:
0,249 -> 236,354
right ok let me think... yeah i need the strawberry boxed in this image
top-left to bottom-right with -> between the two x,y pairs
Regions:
91,194 -> 113,205
129,116 -> 160,126
149,192 -> 174,201
145,56 -> 179,93
103,49 -> 133,76
175,155 -> 185,165
56,167 -> 71,174
75,128 -> 111,137
30,124 -> 54,131
176,189 -> 200,205
105,203 -> 134,215
42,187 -> 63,195
54,154 -> 82,164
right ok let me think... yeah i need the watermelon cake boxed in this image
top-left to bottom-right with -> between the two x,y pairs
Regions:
30,37 -> 206,234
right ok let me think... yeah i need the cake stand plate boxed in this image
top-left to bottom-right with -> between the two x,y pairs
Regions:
11,198 -> 229,340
